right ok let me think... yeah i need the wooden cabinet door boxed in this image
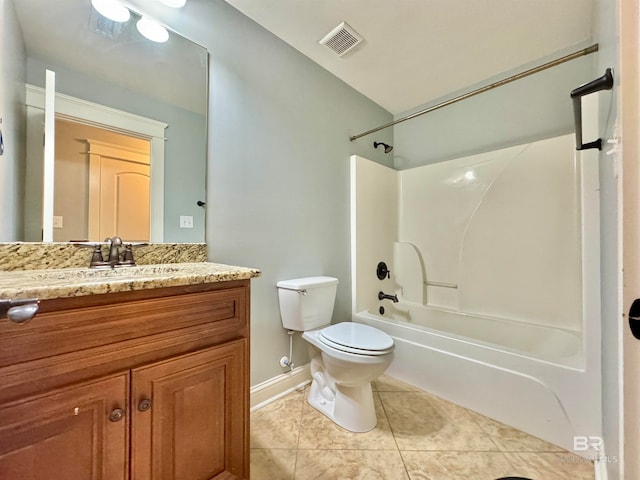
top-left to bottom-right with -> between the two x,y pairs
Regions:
131,339 -> 247,480
0,373 -> 129,480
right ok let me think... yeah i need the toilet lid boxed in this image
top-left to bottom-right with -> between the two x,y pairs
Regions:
319,323 -> 394,355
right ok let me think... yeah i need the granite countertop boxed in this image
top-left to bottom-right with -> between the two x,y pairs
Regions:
0,262 -> 261,301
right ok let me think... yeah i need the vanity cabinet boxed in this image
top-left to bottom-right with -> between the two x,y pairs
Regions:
0,280 -> 250,480
0,372 -> 129,479
131,340 -> 246,480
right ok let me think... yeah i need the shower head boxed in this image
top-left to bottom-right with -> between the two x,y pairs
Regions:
373,141 -> 393,153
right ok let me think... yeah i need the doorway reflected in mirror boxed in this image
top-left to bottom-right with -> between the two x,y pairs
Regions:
54,119 -> 151,242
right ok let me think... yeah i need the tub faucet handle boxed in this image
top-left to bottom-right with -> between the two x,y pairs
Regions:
377,262 -> 391,280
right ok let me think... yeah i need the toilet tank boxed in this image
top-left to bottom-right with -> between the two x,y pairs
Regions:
277,276 -> 339,331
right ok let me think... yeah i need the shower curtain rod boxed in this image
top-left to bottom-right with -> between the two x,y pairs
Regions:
349,43 -> 599,142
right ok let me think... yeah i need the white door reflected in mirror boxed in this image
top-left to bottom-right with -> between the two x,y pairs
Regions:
87,139 -> 150,242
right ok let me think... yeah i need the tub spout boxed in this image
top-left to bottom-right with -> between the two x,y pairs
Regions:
378,291 -> 399,303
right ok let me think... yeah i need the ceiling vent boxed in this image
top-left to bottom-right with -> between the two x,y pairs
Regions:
89,7 -> 128,40
319,22 -> 364,57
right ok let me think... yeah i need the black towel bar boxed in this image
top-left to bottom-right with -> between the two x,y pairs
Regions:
570,68 -> 614,151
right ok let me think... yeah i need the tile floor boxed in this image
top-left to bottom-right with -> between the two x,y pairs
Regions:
250,375 -> 595,480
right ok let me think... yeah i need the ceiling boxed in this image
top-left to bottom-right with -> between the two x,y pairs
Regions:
14,0 -> 594,116
223,0 -> 594,114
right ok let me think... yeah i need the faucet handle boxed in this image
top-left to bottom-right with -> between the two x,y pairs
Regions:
119,242 -> 148,267
73,241 -> 106,248
72,241 -> 110,268
89,245 -> 108,267
120,244 -> 136,266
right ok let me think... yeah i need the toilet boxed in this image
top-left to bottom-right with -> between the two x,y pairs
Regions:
277,276 -> 394,432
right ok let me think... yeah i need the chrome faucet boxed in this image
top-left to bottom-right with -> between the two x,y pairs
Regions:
378,291 -> 399,303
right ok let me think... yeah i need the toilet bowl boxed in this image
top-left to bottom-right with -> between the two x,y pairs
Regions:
277,276 -> 394,432
303,322 -> 393,432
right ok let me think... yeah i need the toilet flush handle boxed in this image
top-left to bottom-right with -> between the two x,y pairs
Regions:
279,286 -> 307,295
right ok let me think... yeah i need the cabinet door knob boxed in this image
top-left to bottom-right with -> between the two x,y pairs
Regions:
138,398 -> 152,412
108,408 -> 125,422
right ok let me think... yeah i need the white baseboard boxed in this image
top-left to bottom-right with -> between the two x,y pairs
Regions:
250,363 -> 311,412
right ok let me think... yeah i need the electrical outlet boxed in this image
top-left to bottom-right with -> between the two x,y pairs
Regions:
52,216 -> 63,229
179,215 -> 194,228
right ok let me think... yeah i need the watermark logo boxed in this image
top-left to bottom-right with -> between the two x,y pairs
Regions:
573,435 -> 603,452
566,436 -> 618,464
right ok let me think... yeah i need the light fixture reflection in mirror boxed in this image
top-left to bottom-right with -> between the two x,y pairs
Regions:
158,0 -> 187,7
136,17 -> 169,43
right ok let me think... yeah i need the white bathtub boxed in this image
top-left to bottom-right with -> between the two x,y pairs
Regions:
354,305 -> 601,456
376,303 -> 583,367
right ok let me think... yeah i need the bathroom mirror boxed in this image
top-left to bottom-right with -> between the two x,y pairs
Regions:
11,0 -> 208,242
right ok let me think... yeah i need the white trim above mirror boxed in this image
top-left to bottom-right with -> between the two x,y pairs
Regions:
26,84 -> 167,242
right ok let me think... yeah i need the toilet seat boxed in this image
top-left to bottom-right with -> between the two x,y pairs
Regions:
319,322 -> 394,356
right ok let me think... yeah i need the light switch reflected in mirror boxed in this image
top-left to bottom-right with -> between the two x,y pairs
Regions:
12,0 -> 208,243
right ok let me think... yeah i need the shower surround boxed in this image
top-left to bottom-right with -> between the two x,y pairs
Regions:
350,133 -> 602,456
